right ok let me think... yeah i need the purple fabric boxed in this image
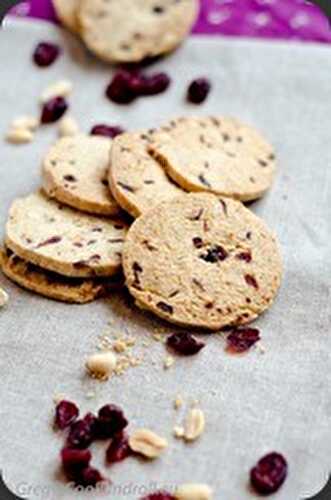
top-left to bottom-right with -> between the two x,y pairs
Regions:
10,0 -> 331,43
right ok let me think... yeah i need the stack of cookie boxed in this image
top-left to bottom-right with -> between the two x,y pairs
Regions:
1,135 -> 128,304
53,0 -> 199,63
1,116 -> 282,330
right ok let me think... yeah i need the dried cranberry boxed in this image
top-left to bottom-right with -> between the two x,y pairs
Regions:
61,448 -> 91,478
82,412 -> 98,439
41,97 -> 68,124
90,124 -> 125,139
167,332 -> 205,356
55,400 -> 79,430
141,493 -> 175,500
33,42 -> 61,67
187,78 -> 211,104
200,245 -> 228,263
78,466 -> 105,488
67,419 -> 94,449
226,328 -> 260,353
106,70 -> 136,104
250,452 -> 288,495
138,72 -> 171,96
106,432 -> 131,464
106,70 -> 171,104
97,404 -> 128,439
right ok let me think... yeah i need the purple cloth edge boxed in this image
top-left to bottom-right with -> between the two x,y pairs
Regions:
10,0 -> 331,43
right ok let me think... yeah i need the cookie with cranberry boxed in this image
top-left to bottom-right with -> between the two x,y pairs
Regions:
149,116 -> 276,202
53,0 -> 80,34
78,0 -> 199,63
109,131 -> 183,218
42,135 -> 120,216
5,192 -> 127,278
123,192 -> 282,330
0,247 -> 123,304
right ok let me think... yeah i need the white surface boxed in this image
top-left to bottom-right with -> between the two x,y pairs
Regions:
0,17 -> 330,500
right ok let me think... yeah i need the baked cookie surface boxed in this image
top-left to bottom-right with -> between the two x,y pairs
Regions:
5,192 -> 127,278
78,0 -> 199,63
0,248 -> 123,304
149,117 -> 276,202
109,131 -> 183,218
123,193 -> 282,330
42,135 -> 120,216
53,0 -> 80,34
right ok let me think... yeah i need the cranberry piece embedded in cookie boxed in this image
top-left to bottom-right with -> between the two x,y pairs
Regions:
41,97 -> 68,124
90,124 -> 125,138
167,332 -> 205,356
226,327 -> 260,353
96,404 -> 128,439
33,42 -> 61,67
187,78 -> 211,104
55,400 -> 79,430
106,432 -> 132,464
199,245 -> 228,263
250,452 -> 288,495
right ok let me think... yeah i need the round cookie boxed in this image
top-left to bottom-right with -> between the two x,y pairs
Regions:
109,131 -> 183,218
123,192 -> 282,330
78,0 -> 199,63
42,135 -> 120,216
53,0 -> 80,34
149,117 -> 276,202
5,192 -> 128,278
0,248 -> 123,304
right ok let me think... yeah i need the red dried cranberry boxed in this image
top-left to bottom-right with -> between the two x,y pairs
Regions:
41,97 -> 68,124
187,78 -> 211,104
226,328 -> 260,353
55,400 -> 79,430
61,448 -> 91,478
90,124 -> 125,138
82,412 -> 98,439
200,245 -> 228,263
106,432 -> 131,464
141,493 -> 175,500
33,42 -> 61,67
138,72 -> 171,96
106,70 -> 171,104
167,332 -> 205,356
250,452 -> 288,495
97,404 -> 128,439
78,466 -> 105,488
67,419 -> 94,449
106,70 -> 136,104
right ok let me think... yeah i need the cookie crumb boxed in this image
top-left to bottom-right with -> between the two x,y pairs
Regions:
0,287 -> 9,307
85,391 -> 96,400
173,425 -> 185,438
86,351 -> 117,380
174,394 -> 184,410
256,342 -> 266,354
41,79 -> 73,103
58,116 -> 79,137
129,428 -> 168,458
175,483 -> 213,500
53,393 -> 66,404
164,355 -> 175,370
